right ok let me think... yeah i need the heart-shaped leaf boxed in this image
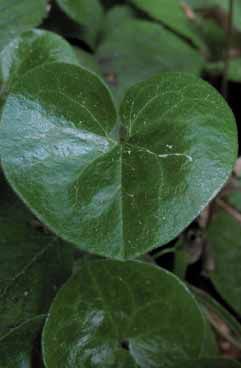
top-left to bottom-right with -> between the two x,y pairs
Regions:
56,0 -> 104,48
96,17 -> 204,102
0,64 -> 237,259
0,29 -> 78,107
0,177 -> 73,365
42,260 -> 206,368
0,0 -> 47,51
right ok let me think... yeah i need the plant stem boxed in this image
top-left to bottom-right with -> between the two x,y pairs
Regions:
221,0 -> 234,98
152,248 -> 175,260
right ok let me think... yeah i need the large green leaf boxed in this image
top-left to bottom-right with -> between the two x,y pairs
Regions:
56,0 -> 104,48
96,18 -> 204,102
207,200 -> 241,313
0,29 -> 78,107
0,64 -> 237,259
0,177 -> 73,366
0,0 -> 47,51
129,0 -> 203,47
42,260 -> 206,368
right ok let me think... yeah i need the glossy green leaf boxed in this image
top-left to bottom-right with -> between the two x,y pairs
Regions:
129,0 -> 203,47
0,0 -> 47,51
0,65 -> 237,259
43,260 -> 206,368
0,29 -> 78,105
56,0 -> 104,48
96,18 -> 204,102
0,177 -> 73,365
174,358 -> 241,368
207,200 -> 241,313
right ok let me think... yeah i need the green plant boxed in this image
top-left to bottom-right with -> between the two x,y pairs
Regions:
0,0 -> 241,367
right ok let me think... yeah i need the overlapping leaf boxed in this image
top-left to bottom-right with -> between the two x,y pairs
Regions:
207,59 -> 241,82
193,287 -> 241,348
42,260 -> 206,368
56,0 -> 104,48
73,47 -> 101,75
129,0 -> 203,47
175,358 -> 241,367
0,0 -> 47,51
0,29 -> 78,108
185,0 -> 241,33
0,178 -> 73,367
97,17 -> 204,102
207,191 -> 241,313
0,317 -> 44,368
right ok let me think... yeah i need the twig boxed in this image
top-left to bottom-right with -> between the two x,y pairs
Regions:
152,248 -> 174,260
216,198 -> 241,225
221,0 -> 234,98
206,311 -> 241,351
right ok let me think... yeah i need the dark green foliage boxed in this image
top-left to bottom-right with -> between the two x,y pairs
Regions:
0,0 -> 240,367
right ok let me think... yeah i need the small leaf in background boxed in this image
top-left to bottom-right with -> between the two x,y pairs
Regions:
0,29 -> 79,107
175,358 -> 241,367
206,198 -> 241,314
73,46 -> 102,75
0,66 -> 237,259
207,59 -> 241,83
193,18 -> 227,61
193,287 -> 241,357
183,0 -> 218,6
56,0 -> 104,49
129,0 -> 203,47
0,317 -> 44,368
184,0 -> 241,34
228,177 -> 241,213
42,260 -> 205,368
0,177 -> 73,366
96,17 -> 204,102
102,5 -> 135,37
0,0 -> 47,51
201,317 -> 218,357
